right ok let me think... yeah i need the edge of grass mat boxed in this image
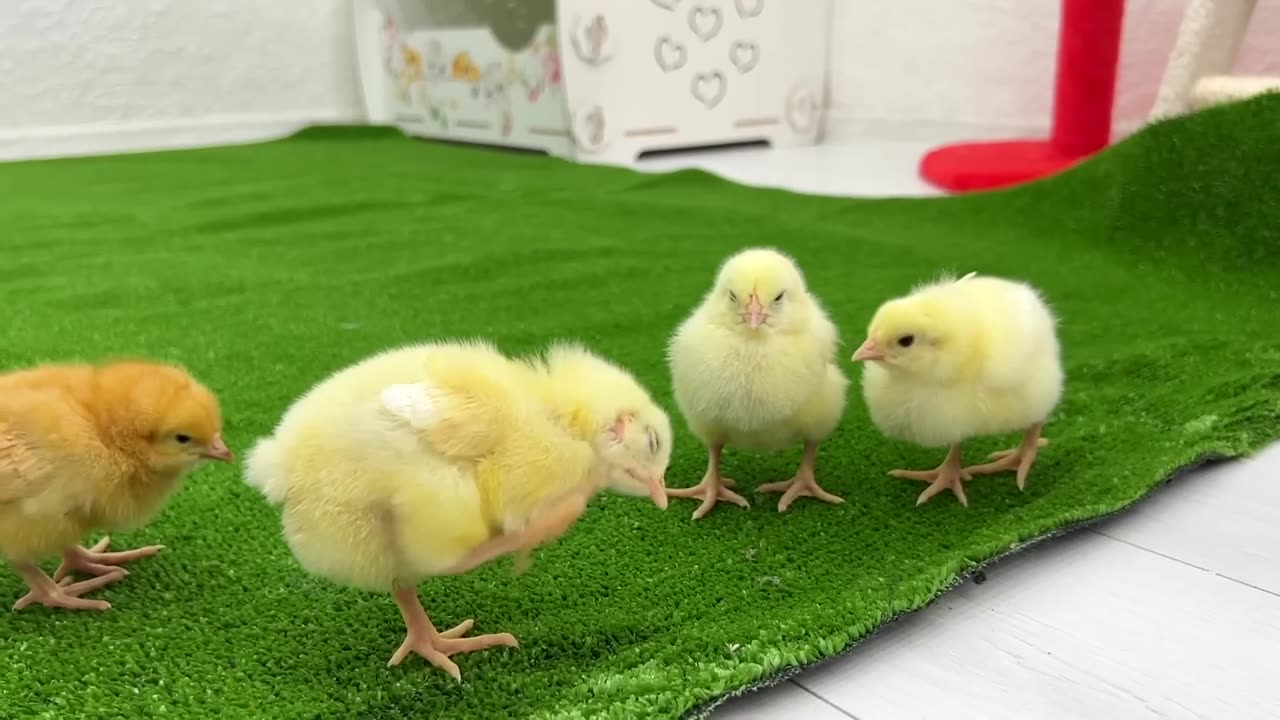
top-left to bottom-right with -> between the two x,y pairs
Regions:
674,94 -> 1280,719
2,93 -> 1276,720
285,123 -> 409,141
683,451 -> 1234,719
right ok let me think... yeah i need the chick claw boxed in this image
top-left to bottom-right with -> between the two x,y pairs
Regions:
388,618 -> 519,681
666,474 -> 750,520
891,465 -> 973,507
754,442 -> 843,512
53,536 -> 164,582
12,568 -> 125,612
755,471 -> 845,513
963,434 -> 1049,490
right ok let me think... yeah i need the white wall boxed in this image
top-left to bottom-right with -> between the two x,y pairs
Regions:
0,0 -> 365,160
827,0 -> 1280,142
0,0 -> 1276,160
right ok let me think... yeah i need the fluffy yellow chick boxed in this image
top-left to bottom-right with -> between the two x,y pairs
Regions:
522,340 -> 672,509
446,340 -> 674,574
0,360 -> 233,612
667,247 -> 850,518
852,272 -> 1064,506
242,339 -> 669,680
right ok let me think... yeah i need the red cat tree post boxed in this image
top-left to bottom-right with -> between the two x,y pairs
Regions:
919,0 -> 1126,193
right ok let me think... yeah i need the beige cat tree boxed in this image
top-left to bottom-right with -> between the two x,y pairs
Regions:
1148,0 -> 1279,120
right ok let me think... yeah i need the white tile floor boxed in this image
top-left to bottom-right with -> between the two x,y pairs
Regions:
631,142 -> 1280,720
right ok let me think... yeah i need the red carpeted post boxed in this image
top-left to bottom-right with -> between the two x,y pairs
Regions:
918,0 -> 1126,193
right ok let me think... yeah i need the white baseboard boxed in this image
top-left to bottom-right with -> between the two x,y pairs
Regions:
823,112 -> 1144,147
0,109 -> 1148,164
824,113 -> 1050,144
0,110 -> 369,162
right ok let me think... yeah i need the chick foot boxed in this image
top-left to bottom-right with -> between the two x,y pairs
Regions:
388,588 -> 518,681
53,535 -> 164,582
12,563 -> 124,612
667,474 -> 750,520
891,444 -> 972,507
667,444 -> 749,520
756,442 -> 844,512
962,425 -> 1048,490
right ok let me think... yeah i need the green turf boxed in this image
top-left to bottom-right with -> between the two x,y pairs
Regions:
2,93 -> 1278,719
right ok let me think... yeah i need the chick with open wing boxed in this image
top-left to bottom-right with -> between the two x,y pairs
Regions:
243,339 -> 670,680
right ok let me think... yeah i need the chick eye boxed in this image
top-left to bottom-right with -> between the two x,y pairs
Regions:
727,290 -> 738,303
773,291 -> 785,303
175,434 -> 192,444
897,335 -> 915,348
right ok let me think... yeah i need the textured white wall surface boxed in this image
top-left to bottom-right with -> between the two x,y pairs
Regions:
0,0 -> 1276,159
827,0 -> 1280,141
0,0 -> 365,159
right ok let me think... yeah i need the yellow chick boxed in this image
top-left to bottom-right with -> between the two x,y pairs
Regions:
667,247 -> 850,518
444,340 -> 674,574
851,272 -> 1064,507
242,339 -> 669,680
1,360 -> 233,612
523,341 -> 672,505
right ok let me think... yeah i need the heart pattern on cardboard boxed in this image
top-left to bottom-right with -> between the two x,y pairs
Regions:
571,14 -> 613,66
691,70 -> 727,109
688,5 -> 723,42
734,0 -> 764,19
729,41 -> 759,73
571,105 -> 607,152
654,36 -> 687,73
651,0 -> 681,10
785,85 -> 818,134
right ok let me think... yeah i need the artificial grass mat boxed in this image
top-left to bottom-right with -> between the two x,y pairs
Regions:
2,94 -> 1278,719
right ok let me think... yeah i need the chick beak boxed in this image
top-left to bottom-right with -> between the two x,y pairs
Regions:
851,339 -> 886,362
201,434 -> 235,463
647,474 -> 668,510
746,293 -> 766,329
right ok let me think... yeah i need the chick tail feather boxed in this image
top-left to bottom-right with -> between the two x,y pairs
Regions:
243,435 -> 289,505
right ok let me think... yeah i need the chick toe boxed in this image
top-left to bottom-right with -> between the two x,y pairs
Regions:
889,445 -> 971,507
755,442 -> 844,512
12,564 -> 123,612
755,474 -> 845,512
666,474 -> 750,520
438,618 -> 476,638
962,426 -> 1048,490
388,589 -> 518,679
388,626 -> 519,679
984,436 -> 1049,461
962,450 -> 1041,490
53,536 -> 164,582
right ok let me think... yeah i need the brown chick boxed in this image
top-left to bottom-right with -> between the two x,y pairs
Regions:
0,360 -> 233,612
